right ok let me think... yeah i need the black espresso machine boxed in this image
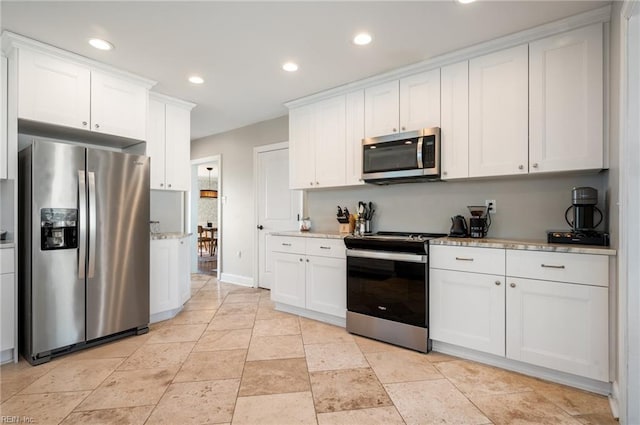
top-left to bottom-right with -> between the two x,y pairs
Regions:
547,187 -> 609,246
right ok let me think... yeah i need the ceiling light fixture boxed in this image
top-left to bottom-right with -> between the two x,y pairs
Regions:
457,0 -> 477,4
188,75 -> 204,84
353,33 -> 372,46
200,167 -> 218,199
282,62 -> 299,72
88,38 -> 114,51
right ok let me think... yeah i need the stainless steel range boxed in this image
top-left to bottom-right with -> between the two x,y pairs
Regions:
344,231 -> 446,352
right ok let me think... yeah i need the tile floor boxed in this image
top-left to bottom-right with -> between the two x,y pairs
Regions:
0,274 -> 617,425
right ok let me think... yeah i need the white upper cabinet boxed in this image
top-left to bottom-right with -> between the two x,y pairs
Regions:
529,23 -> 604,173
16,47 -> 153,141
364,69 -> 440,138
440,60 -> 469,180
18,49 -> 90,130
469,44 -> 529,177
289,104 -> 316,190
147,94 -> 194,191
90,70 -> 147,140
1,54 -> 7,179
345,90 -> 365,186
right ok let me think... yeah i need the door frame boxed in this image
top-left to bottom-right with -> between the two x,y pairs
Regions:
252,141 -> 301,289
189,154 -> 222,280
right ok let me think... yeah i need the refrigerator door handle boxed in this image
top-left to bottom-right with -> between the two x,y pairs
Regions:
78,170 -> 87,279
88,171 -> 97,279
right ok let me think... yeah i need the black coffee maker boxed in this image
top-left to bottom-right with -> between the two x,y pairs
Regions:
468,206 -> 491,238
565,187 -> 602,231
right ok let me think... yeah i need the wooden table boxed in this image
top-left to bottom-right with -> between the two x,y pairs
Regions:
203,227 -> 217,255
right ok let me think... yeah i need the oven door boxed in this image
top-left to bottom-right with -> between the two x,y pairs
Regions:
346,250 -> 427,328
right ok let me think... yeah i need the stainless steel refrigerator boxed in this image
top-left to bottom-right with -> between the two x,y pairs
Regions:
18,139 -> 150,364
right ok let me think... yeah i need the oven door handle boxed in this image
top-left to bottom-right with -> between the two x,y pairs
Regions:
346,249 -> 427,264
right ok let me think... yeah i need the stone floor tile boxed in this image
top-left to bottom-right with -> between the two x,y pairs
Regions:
253,317 -> 301,337
300,317 -> 354,345
238,358 -> 310,397
146,324 -> 206,344
182,298 -> 224,311
193,329 -> 252,352
174,349 -> 246,382
304,342 -> 368,372
255,306 -> 297,320
317,406 -> 406,425
117,342 -> 194,370
574,413 -> 619,425
75,367 -> 178,410
146,379 -> 239,424
60,406 -> 154,425
310,368 -> 392,413
353,335 -> 406,354
471,391 -> 583,425
385,379 -> 490,425
69,337 -> 146,360
207,313 -> 256,331
225,293 -> 261,304
0,379 -> 28,403
528,378 -> 614,416
170,309 -> 217,325
247,335 -> 305,361
216,302 -> 258,316
20,358 -> 123,394
0,391 -> 91,424
365,350 -> 443,383
0,358 -> 58,383
424,350 -> 459,363
227,287 -> 263,294
232,391 -> 317,425
434,359 -> 536,397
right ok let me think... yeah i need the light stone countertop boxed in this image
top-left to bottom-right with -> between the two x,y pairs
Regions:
269,231 -> 347,240
0,241 -> 15,249
150,232 -> 193,240
430,236 -> 616,256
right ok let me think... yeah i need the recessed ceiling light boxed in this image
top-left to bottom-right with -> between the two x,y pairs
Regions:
457,0 -> 476,4
188,75 -> 204,84
353,33 -> 372,46
282,62 -> 299,72
88,38 -> 114,51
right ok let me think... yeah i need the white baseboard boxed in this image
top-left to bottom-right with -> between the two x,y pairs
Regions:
150,307 -> 182,324
433,341 -> 611,395
609,380 -> 620,419
220,273 -> 254,287
0,348 -> 15,364
275,303 -> 346,328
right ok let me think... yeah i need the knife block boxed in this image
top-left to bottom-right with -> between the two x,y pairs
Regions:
338,215 -> 356,234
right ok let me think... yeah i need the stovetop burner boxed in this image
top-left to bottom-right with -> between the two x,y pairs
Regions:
344,231 -> 447,254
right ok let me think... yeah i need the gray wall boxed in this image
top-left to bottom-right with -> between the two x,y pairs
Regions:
306,173 -> 608,239
150,190 -> 184,233
197,176 -> 218,227
191,115 -> 289,282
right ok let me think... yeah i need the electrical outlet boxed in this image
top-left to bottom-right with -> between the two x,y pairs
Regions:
485,199 -> 497,214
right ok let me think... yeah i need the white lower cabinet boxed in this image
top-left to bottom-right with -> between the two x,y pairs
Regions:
272,236 -> 346,319
430,244 -> 610,382
0,248 -> 15,361
150,236 -> 190,322
430,269 -> 505,356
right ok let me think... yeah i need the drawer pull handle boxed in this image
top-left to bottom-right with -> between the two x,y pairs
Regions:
320,246 -> 331,250
541,264 -> 565,269
282,243 -> 292,246
455,257 -> 474,261
495,281 -> 501,286
377,306 -> 387,311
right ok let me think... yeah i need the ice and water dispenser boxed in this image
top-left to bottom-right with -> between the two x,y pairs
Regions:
40,208 -> 78,250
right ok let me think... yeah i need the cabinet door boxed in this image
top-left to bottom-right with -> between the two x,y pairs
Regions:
314,95 -> 346,188
430,269 -> 505,356
1,54 -> 7,180
150,240 -> 180,316
164,104 -> 191,191
506,278 -> 608,381
178,237 -> 191,304
147,98 -> 166,190
289,105 -> 315,189
345,90 -> 365,186
440,61 -> 469,180
529,23 -> 603,173
305,256 -> 346,318
272,252 -> 306,308
469,45 -> 528,177
0,273 -> 15,351
364,80 -> 399,138
91,70 -> 147,140
400,69 -> 441,132
18,49 -> 90,130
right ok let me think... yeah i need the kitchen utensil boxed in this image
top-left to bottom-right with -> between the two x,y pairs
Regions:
449,215 -> 468,237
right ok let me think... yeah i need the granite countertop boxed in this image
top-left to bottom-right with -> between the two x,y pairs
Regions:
150,232 -> 193,240
0,240 -> 15,249
430,236 -> 616,256
269,231 -> 346,240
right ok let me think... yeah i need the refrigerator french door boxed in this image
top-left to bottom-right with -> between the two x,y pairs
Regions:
19,140 -> 150,364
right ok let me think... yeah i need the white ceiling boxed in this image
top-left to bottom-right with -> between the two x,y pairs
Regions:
1,1 -> 610,140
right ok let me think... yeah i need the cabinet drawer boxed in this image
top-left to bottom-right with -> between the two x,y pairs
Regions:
306,238 -> 346,259
271,236 -> 305,254
430,245 -> 505,275
0,249 -> 14,274
506,250 -> 608,287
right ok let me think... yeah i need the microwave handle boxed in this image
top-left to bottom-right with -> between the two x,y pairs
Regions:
416,137 -> 424,168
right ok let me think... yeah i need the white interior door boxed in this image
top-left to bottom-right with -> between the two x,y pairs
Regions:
256,144 -> 302,289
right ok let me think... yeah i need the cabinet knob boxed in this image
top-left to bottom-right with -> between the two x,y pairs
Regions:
310,182 -> 314,186
532,163 -> 539,168
168,184 -> 172,188
510,283 -> 516,288
518,165 -> 524,170
495,281 -> 501,286
306,259 -> 309,262
393,128 -> 397,132
316,181 -> 319,185
299,258 -> 303,262
401,126 -> 406,131
95,123 -> 100,129
443,171 -> 448,176
82,121 -> 87,126
160,183 -> 164,187
180,241 -> 184,245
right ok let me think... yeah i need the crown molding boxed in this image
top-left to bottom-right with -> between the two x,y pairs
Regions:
150,91 -> 196,110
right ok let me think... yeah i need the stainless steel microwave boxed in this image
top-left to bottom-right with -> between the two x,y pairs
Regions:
362,127 -> 440,184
